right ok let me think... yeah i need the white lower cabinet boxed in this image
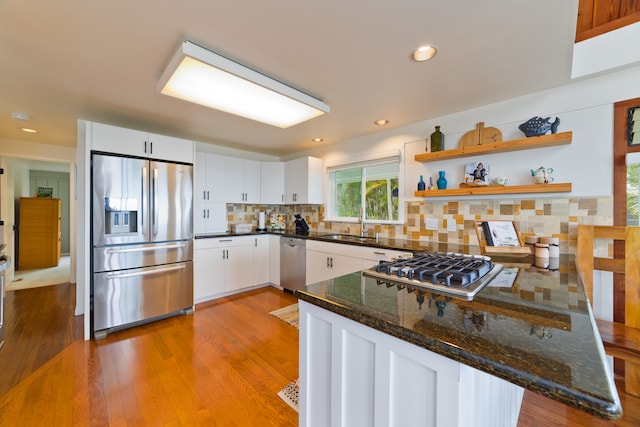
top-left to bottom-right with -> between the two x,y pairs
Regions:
306,241 -> 364,285
254,235 -> 270,285
194,236 -> 255,302
360,247 -> 413,270
268,235 -> 281,286
306,241 -> 413,285
299,300 -> 525,427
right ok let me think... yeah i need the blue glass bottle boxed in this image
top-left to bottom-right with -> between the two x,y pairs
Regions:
437,170 -> 447,189
417,175 -> 426,191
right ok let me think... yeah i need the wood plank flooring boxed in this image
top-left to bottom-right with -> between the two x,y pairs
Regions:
1,282 -> 639,426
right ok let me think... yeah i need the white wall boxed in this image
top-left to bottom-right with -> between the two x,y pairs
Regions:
294,64 -> 640,200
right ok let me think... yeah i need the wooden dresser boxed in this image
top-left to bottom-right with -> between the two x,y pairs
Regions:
18,197 -> 61,269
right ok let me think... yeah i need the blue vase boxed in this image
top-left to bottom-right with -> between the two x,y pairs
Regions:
437,171 -> 447,189
417,175 -> 426,191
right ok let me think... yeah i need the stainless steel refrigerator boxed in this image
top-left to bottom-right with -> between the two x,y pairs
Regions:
91,153 -> 193,339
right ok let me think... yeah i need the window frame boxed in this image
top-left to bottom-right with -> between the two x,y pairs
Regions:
325,154 -> 404,225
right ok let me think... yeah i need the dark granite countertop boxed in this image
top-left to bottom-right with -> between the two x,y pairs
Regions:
195,229 -> 466,253
295,253 -> 622,420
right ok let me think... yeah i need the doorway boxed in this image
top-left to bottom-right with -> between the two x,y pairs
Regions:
2,157 -> 72,289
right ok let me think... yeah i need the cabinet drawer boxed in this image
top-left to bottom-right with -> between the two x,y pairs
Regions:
360,247 -> 412,263
306,240 -> 362,258
194,235 -> 254,250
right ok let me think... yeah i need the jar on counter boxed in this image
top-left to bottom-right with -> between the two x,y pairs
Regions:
540,237 -> 559,257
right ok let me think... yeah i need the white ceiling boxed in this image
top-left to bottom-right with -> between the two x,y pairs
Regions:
0,0 -> 580,157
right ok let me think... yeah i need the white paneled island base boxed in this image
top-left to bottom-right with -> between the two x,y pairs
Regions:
299,300 -> 524,427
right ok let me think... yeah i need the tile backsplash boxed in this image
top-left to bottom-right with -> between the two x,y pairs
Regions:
228,196 -> 614,254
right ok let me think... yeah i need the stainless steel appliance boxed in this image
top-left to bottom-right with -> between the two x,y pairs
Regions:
280,237 -> 306,291
91,153 -> 193,339
363,252 -> 503,300
0,254 -> 10,350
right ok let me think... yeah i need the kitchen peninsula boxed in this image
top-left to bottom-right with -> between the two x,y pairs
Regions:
295,250 -> 621,426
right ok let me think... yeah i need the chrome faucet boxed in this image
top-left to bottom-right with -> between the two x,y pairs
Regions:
358,208 -> 366,237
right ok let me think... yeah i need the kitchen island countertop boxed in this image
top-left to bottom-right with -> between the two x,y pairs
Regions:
295,253 -> 622,420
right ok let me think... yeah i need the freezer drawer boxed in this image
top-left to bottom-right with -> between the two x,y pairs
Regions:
92,261 -> 193,335
93,240 -> 193,273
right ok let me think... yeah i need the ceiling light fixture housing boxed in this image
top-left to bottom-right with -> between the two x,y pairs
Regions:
20,127 -> 38,133
374,119 -> 389,125
158,41 -> 330,128
312,137 -> 323,142
411,45 -> 438,62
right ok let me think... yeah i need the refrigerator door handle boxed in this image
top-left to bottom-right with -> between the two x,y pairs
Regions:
106,263 -> 186,280
152,168 -> 159,236
141,165 -> 147,230
105,243 -> 187,254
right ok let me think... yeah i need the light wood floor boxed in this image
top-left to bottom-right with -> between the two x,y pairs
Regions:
1,282 -> 639,426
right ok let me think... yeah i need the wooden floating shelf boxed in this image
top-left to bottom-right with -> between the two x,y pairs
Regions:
414,131 -> 572,162
415,183 -> 572,197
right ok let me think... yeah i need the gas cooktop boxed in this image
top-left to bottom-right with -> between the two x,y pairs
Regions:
363,252 -> 503,300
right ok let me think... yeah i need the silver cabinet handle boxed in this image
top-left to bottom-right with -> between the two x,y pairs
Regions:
327,257 -> 330,268
373,251 -> 386,256
219,239 -> 232,242
106,263 -> 185,280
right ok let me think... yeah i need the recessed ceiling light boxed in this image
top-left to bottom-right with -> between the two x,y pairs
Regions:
20,127 -> 38,133
411,45 -> 437,62
312,137 -> 324,142
374,119 -> 389,125
11,112 -> 30,121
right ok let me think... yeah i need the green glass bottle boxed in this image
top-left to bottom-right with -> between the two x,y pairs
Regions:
430,125 -> 444,152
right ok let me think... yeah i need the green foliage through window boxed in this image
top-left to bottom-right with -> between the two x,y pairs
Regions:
330,161 -> 399,222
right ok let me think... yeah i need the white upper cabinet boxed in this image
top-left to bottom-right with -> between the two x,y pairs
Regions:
195,152 -> 227,204
285,156 -> 323,204
91,122 -> 194,163
225,158 -> 260,204
194,152 -> 228,234
260,162 -> 285,204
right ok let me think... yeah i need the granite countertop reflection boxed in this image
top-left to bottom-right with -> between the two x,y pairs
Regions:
295,254 -> 622,420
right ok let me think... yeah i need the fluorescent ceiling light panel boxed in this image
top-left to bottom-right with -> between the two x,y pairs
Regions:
158,41 -> 329,128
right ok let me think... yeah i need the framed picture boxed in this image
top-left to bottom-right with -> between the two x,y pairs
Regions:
482,221 -> 521,247
464,161 -> 490,184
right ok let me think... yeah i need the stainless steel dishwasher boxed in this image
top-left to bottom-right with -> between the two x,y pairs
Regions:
280,237 -> 306,291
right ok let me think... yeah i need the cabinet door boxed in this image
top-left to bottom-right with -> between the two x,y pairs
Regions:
261,162 -> 285,204
225,244 -> 255,292
195,153 -> 227,204
285,157 -> 323,204
194,246 -> 225,301
91,122 -> 148,157
268,235 -> 281,285
225,157 -> 246,203
285,158 -> 305,204
194,202 -> 227,235
306,250 -> 332,285
148,133 -> 194,163
243,159 -> 261,204
194,152 -> 208,204
254,235 -> 270,285
329,253 -> 362,278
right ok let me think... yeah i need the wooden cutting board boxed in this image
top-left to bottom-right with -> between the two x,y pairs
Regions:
458,122 -> 502,147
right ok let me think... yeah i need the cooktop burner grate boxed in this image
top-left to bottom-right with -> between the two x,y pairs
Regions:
363,252 -> 503,300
